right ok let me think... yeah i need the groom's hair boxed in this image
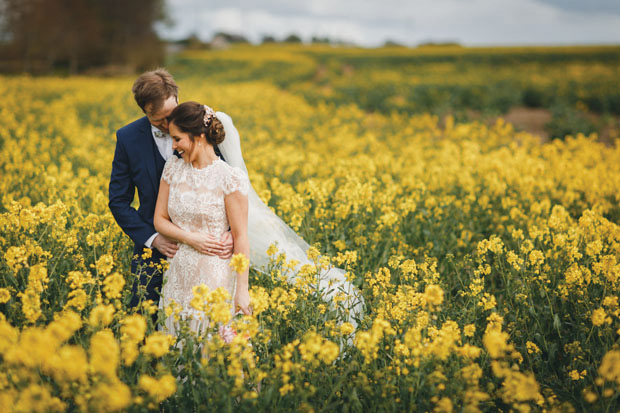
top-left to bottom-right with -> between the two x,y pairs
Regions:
132,68 -> 179,113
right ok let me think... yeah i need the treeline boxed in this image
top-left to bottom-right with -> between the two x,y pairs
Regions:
0,0 -> 166,74
174,32 -> 361,49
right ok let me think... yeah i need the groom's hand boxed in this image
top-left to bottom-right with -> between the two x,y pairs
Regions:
218,231 -> 234,260
152,234 -> 179,258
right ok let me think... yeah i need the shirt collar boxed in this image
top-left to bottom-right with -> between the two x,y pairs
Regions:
151,124 -> 170,139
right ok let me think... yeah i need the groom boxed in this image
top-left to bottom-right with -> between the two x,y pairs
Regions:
108,68 -> 232,314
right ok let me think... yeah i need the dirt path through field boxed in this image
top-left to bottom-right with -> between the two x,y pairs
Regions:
501,106 -> 552,142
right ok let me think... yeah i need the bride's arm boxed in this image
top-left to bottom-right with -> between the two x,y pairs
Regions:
154,179 -> 227,255
225,190 -> 251,315
154,180 -> 190,244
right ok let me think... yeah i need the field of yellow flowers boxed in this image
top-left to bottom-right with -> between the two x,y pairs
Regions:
1,45 -> 620,412
170,44 -> 620,139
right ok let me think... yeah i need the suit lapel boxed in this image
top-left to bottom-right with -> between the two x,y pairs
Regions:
138,118 -> 159,194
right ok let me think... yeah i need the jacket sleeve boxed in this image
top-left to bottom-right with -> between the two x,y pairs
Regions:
108,133 -> 156,247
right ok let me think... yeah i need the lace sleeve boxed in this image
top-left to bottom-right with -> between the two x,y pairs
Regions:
222,166 -> 249,196
161,157 -> 178,184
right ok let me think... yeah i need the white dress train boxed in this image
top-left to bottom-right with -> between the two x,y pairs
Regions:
215,112 -> 365,330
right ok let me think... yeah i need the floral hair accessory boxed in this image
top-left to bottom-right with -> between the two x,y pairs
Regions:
203,104 -> 216,127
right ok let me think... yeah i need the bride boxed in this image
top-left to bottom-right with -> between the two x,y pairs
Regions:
154,101 -> 364,334
154,102 -> 251,334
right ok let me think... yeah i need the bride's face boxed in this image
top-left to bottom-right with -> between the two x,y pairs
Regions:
169,122 -> 196,162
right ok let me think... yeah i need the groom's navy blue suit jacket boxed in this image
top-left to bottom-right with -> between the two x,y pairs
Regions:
109,116 -> 164,255
109,116 -> 169,308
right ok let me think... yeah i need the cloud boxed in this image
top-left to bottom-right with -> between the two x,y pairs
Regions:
536,0 -> 620,14
158,0 -> 620,46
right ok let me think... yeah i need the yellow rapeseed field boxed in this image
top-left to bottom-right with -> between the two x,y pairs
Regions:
1,46 -> 620,411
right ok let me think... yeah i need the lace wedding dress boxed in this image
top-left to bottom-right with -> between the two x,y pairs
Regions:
158,156 -> 249,334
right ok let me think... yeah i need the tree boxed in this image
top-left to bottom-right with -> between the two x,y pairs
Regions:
283,34 -> 302,43
261,35 -> 276,44
0,0 -> 167,74
311,36 -> 330,44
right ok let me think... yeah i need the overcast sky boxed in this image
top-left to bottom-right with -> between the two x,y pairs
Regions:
156,0 -> 620,47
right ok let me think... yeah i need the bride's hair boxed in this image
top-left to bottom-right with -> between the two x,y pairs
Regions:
167,101 -> 225,145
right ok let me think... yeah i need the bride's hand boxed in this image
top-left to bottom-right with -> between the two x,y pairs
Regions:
217,231 -> 234,259
234,288 -> 252,316
186,233 -> 227,256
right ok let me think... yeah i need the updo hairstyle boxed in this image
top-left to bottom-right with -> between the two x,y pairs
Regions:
167,101 -> 225,145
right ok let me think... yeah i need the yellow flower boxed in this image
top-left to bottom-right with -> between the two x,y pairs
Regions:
89,330 -> 119,379
463,324 -> 476,337
20,287 -> 42,323
586,240 -> 603,257
584,390 -> 598,403
501,370 -> 541,403
65,270 -> 93,289
266,243 -> 279,256
526,341 -> 541,355
139,374 -> 177,402
28,264 -> 49,293
12,384 -> 66,412
142,332 -> 173,358
424,284 -> 444,306
591,308 -> 606,326
340,322 -> 355,336
103,272 -> 125,300
506,251 -> 523,271
434,397 -> 453,413
230,253 -> 250,274
399,259 -> 418,276
141,247 -> 153,260
483,328 -> 510,359
0,319 -> 18,354
602,296 -> 618,308
249,286 -> 269,315
96,254 -> 115,276
65,288 -> 88,311
598,350 -> 620,384
529,249 -> 545,267
89,304 -> 115,327
333,250 -> 358,266
90,380 -> 131,412
141,299 -> 158,315
45,345 -> 88,384
121,341 -> 139,366
306,245 -> 320,261
46,311 -> 82,346
0,288 -> 10,303
121,314 -> 147,343
569,369 -> 586,380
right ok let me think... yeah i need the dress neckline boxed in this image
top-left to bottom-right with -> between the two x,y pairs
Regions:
186,157 -> 221,172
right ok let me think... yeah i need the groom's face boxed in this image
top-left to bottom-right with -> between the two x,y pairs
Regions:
145,95 -> 178,134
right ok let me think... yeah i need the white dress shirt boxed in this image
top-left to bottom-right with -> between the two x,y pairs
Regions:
145,125 -> 173,249
151,124 -> 173,161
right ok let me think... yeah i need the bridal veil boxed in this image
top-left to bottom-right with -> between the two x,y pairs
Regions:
215,112 -> 365,329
